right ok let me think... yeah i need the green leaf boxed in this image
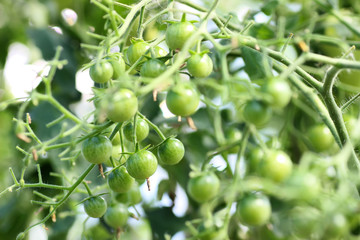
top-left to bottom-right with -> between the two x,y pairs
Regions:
261,0 -> 279,16
241,46 -> 273,81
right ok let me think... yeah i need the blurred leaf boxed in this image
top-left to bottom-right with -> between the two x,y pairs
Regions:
241,46 -> 273,80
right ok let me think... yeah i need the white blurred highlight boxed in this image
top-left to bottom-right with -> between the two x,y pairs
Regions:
4,42 -> 48,98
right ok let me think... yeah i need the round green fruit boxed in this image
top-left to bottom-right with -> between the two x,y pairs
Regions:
108,166 -> 135,193
126,150 -> 158,179
243,100 -> 272,127
104,203 -> 129,228
140,58 -> 167,78
89,61 -> 114,83
237,193 -> 271,226
123,117 -> 150,142
157,138 -> 185,165
166,84 -> 200,116
187,53 -> 213,78
165,21 -> 196,50
82,135 -> 112,164
307,124 -> 335,152
84,196 -> 107,218
105,88 -> 138,122
261,150 -> 293,182
187,172 -> 220,203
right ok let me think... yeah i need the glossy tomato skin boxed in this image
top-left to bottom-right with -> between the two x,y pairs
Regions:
307,124 -> 334,152
166,84 -> 200,116
243,100 -> 272,127
140,58 -> 167,78
84,196 -> 107,218
187,172 -> 220,203
105,88 -> 138,122
89,61 -> 114,83
237,193 -> 271,226
108,54 -> 126,79
127,41 -> 166,65
187,53 -> 213,78
246,147 -> 264,174
82,135 -> 112,164
123,117 -> 149,142
225,128 -> 242,154
104,203 -> 129,228
262,78 -> 292,108
261,150 -> 293,182
157,138 -> 185,165
115,182 -> 142,205
126,150 -> 158,179
108,166 -> 135,193
166,21 -> 196,50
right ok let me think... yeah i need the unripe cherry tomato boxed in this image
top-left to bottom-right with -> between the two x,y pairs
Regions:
261,150 -> 293,182
187,172 -> 220,203
262,78 -> 292,108
84,196 -> 107,218
123,117 -> 149,142
108,54 -> 126,79
104,203 -> 129,228
166,83 -> 200,116
237,193 -> 271,226
104,88 -> 138,122
140,58 -> 167,78
89,61 -> 114,83
166,21 -> 196,50
82,135 -> 112,164
307,124 -> 334,152
187,53 -> 213,78
108,166 -> 135,193
157,138 -> 185,165
126,150 -> 158,179
127,41 -> 166,66
243,100 -> 272,127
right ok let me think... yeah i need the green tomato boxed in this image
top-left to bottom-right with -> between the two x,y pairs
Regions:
165,21 -> 196,50
82,135 -> 112,164
187,172 -> 220,203
261,150 -> 293,182
225,128 -> 242,154
140,58 -> 167,78
243,100 -> 272,127
115,182 -> 142,205
89,61 -> 114,83
126,150 -> 158,179
246,147 -> 264,174
127,41 -> 166,66
105,88 -> 138,122
166,83 -> 200,116
307,124 -> 334,152
187,53 -> 213,78
104,203 -> 129,228
157,138 -> 185,165
84,196 -> 107,218
108,54 -> 126,79
123,117 -> 150,142
108,166 -> 135,193
262,78 -> 292,108
237,193 -> 271,226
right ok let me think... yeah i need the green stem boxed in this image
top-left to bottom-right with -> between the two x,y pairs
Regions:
22,164 -> 96,236
137,112 -> 166,140
322,66 -> 360,169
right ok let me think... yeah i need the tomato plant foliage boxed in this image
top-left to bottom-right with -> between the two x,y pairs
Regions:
2,0 -> 360,239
